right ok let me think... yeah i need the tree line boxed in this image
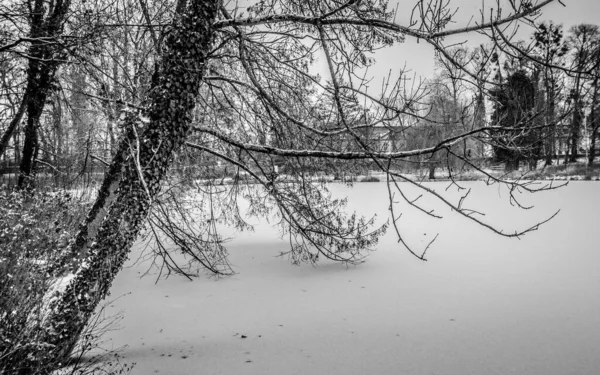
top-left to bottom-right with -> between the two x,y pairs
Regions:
488,22 -> 600,171
394,22 -> 600,177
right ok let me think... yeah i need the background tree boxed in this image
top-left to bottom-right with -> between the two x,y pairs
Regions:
565,24 -> 599,163
0,39 -> 26,168
0,0 -> 111,188
587,42 -> 600,165
531,21 -> 569,166
490,70 -> 537,171
17,0 -> 74,188
404,77 -> 467,179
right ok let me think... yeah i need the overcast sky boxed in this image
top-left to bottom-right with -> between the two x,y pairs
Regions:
314,0 -> 600,87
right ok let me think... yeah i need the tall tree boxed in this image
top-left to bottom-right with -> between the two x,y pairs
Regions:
17,0 -> 73,188
0,51 -> 26,163
566,24 -> 599,163
586,33 -> 600,165
405,78 -> 466,179
532,21 -> 569,166
491,70 -> 537,171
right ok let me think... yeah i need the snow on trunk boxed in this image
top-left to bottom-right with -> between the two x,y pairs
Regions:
14,2 -> 221,371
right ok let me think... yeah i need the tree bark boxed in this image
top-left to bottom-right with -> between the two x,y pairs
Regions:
428,165 -> 436,179
543,76 -> 556,166
569,74 -> 583,163
570,102 -> 582,162
590,125 -> 598,166
531,69 -> 544,170
71,67 -> 89,148
18,71 -> 54,188
18,1 -> 220,371
48,120 -> 135,276
48,96 -> 62,185
17,0 -> 72,189
0,93 -> 27,160
18,94 -> 43,188
474,89 -> 485,158
588,76 -> 599,166
505,157 -> 520,172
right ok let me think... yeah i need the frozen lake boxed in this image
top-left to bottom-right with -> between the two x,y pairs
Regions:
103,181 -> 600,375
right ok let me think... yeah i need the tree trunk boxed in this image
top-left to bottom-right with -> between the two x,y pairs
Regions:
16,0 -> 72,189
531,69 -> 543,171
51,94 -> 63,184
569,76 -> 583,163
590,126 -> 598,166
71,67 -> 89,149
49,120 -> 135,276
570,106 -> 582,162
106,53 -> 121,156
428,165 -> 436,179
588,77 -> 599,166
13,129 -> 20,165
17,96 -> 43,188
0,93 -> 27,160
505,157 -> 520,172
473,90 -> 485,158
17,2 -> 220,371
18,77 -> 53,189
543,78 -> 556,166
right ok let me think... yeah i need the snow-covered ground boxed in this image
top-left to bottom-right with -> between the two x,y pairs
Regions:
103,181 -> 600,375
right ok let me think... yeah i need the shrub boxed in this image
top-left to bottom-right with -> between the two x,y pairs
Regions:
360,176 -> 381,182
0,187 -> 133,374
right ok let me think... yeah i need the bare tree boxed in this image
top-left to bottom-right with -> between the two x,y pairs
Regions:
0,0 -> 111,187
531,21 -> 569,166
565,24 -> 599,163
403,77 -> 467,179
16,0 -> 73,188
585,32 -> 600,166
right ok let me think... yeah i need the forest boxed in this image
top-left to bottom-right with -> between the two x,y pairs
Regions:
1,0 -> 598,373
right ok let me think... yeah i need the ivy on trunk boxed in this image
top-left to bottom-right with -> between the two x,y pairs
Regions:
15,1 -> 221,371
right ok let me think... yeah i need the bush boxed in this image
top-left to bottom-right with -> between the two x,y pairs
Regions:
360,175 -> 381,182
0,187 -> 133,374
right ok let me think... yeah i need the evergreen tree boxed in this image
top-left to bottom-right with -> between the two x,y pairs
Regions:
491,70 -> 538,171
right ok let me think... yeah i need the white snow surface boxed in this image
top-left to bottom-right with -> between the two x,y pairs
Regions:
102,181 -> 600,375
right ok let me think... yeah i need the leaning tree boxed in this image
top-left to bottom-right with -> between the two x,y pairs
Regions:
7,0 -> 567,372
